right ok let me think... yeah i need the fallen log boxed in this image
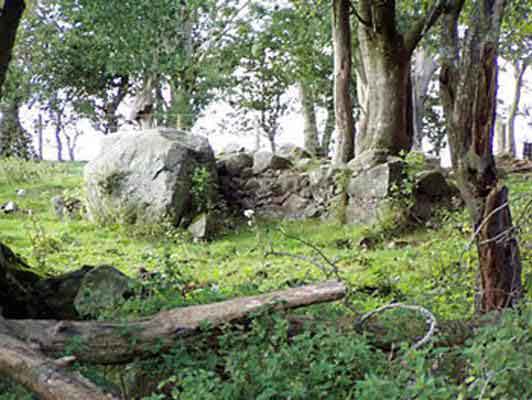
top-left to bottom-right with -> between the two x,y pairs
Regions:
0,320 -> 118,400
1,280 -> 346,365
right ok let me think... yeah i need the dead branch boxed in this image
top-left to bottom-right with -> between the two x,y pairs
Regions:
357,303 -> 437,350
1,281 -> 346,365
0,332 -> 118,400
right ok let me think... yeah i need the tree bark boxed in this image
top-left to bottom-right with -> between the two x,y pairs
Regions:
439,0 -> 522,312
0,327 -> 118,400
321,97 -> 335,157
0,0 -> 25,101
0,98 -> 33,159
64,130 -> 81,161
1,279 -> 346,365
130,75 -> 155,129
355,0 -> 445,157
101,75 -> 129,134
495,119 -> 507,155
332,0 -> 355,163
506,60 -> 528,157
412,47 -> 438,151
299,81 -> 320,156
36,113 -> 44,160
54,110 -> 63,162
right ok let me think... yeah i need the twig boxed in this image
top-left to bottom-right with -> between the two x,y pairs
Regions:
348,1 -> 372,27
266,251 -> 333,278
357,303 -> 437,350
465,201 -> 509,251
279,228 -> 339,274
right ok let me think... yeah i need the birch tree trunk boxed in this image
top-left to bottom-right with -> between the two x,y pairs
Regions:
36,114 -> 44,160
495,119 -> 507,155
299,81 -> 320,156
412,47 -> 438,151
332,0 -> 354,163
439,0 -> 522,312
506,60 -> 528,156
321,97 -> 335,157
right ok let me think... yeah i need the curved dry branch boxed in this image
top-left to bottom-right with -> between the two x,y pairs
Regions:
357,303 -> 437,350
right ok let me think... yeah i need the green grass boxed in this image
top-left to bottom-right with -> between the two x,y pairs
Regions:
0,158 -> 531,399
1,159 -> 529,320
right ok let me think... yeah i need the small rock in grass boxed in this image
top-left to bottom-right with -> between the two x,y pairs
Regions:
15,189 -> 26,197
1,201 -> 18,214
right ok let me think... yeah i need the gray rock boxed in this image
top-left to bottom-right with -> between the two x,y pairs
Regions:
278,172 -> 303,193
1,201 -> 18,214
220,153 -> 253,176
283,194 -> 310,218
277,144 -> 312,160
74,266 -> 134,317
347,149 -> 389,175
308,165 -> 332,187
51,195 -> 66,219
414,170 -> 454,200
220,143 -> 246,155
84,128 -> 217,225
347,160 -> 403,198
253,151 -> 293,174
51,195 -> 83,219
188,213 -> 213,240
294,158 -> 313,170
345,161 -> 403,224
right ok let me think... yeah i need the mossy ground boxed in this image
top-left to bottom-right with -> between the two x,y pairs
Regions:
0,159 -> 530,399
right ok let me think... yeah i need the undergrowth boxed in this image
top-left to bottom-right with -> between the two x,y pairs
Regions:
0,160 -> 530,399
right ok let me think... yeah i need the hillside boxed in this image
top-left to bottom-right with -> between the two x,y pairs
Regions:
0,158 -> 530,399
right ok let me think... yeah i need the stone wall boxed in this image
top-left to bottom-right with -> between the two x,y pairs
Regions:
216,146 -> 457,225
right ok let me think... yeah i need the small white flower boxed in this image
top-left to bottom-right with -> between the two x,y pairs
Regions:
243,209 -> 255,219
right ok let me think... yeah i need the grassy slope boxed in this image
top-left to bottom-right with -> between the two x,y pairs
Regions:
1,159 -> 531,399
0,159 -> 530,320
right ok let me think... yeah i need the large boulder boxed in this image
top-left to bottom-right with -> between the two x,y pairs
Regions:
84,128 -> 217,225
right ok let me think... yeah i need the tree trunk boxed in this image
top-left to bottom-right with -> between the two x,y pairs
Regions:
1,280 -> 346,365
332,0 -> 354,163
506,60 -> 528,157
411,47 -> 438,151
355,1 -> 445,157
321,97 -> 335,157
356,6 -> 411,156
36,113 -> 44,160
0,329 -> 119,400
54,110 -> 63,162
299,81 -> 320,156
64,131 -> 81,161
439,0 -> 522,312
171,81 -> 195,131
495,119 -> 507,155
0,0 -> 25,101
102,75 -> 129,134
130,75 -> 155,129
0,98 -> 33,159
